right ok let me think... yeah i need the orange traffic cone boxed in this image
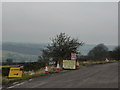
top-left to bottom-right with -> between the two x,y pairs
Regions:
76,60 -> 80,69
56,61 -> 60,72
45,64 -> 49,74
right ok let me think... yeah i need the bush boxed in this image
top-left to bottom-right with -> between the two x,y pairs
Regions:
23,62 -> 46,72
2,67 -> 10,76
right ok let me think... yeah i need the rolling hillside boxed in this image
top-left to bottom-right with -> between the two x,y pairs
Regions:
2,42 -> 45,55
2,50 -> 38,62
1,42 -> 117,62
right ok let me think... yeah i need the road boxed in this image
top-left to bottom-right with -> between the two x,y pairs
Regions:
7,62 -> 118,88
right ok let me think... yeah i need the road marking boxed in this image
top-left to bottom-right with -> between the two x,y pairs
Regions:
13,82 -> 19,85
8,86 -> 16,88
29,79 -> 33,81
8,84 -> 19,88
8,82 -> 25,88
18,82 -> 25,85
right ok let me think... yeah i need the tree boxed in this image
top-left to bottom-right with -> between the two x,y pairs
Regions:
109,46 -> 120,60
87,43 -> 108,60
37,56 -> 44,62
41,33 -> 83,61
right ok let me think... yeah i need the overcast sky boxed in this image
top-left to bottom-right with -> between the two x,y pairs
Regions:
2,2 -> 118,45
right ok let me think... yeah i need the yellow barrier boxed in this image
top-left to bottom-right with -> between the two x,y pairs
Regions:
8,67 -> 23,77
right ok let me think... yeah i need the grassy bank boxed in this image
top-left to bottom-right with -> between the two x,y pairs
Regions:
2,66 -> 60,85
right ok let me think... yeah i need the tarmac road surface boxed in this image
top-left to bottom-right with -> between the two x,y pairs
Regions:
6,62 -> 118,88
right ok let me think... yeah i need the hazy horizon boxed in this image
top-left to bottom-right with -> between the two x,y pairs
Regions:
1,41 -> 117,47
2,2 -> 118,46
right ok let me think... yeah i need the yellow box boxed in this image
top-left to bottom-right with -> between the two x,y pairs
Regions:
8,67 -> 23,77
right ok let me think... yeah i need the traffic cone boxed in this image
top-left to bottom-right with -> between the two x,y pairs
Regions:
45,64 -> 49,74
76,60 -> 80,69
56,61 -> 60,72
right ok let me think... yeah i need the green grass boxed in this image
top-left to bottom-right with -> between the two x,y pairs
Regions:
1,65 -> 19,68
2,50 -> 38,62
79,60 -> 119,66
0,65 -> 20,69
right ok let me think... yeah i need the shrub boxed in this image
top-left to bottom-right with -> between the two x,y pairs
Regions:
23,62 -> 46,72
2,67 -> 10,76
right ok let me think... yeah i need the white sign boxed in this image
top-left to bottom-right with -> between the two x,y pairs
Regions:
63,60 -> 76,69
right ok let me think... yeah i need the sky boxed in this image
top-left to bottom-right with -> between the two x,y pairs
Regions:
2,2 -> 118,45
1,0 -> 119,2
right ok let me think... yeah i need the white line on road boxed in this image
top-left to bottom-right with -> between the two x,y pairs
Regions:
29,79 -> 33,81
8,82 -> 25,88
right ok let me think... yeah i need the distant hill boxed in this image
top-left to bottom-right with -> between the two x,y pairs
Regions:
78,44 -> 116,55
2,50 -> 38,62
2,42 -> 47,62
1,42 -> 117,62
2,42 -> 46,55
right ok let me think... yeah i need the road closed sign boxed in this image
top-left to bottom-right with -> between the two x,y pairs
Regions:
8,67 -> 23,77
63,60 -> 76,69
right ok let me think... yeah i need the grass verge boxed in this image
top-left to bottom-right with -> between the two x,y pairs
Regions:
2,66 -> 60,85
79,60 -> 119,66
